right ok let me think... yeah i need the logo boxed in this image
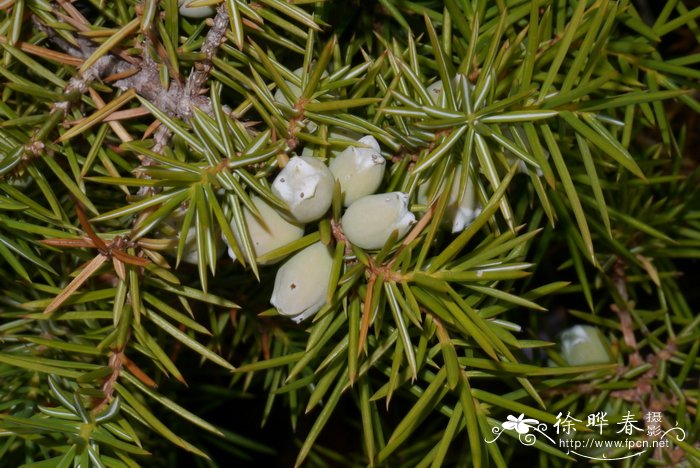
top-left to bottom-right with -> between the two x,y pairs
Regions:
484,411 -> 686,461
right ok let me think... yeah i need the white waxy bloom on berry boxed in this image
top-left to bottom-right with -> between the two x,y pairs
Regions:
177,227 -> 200,265
270,242 -> 333,323
427,76 -> 474,107
329,135 -> 385,206
301,127 -> 363,158
182,228 -> 222,266
560,325 -> 612,366
427,79 -> 444,105
225,196 -> 304,265
164,214 -> 222,266
273,66 -> 327,134
273,67 -> 303,105
178,0 -> 215,18
273,66 -> 328,105
447,178 -> 481,233
7,173 -> 31,189
503,125 -> 548,176
417,165 -> 481,233
342,192 -> 416,249
328,127 -> 363,143
272,156 -> 334,223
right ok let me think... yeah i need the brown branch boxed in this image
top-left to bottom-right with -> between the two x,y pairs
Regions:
151,124 -> 172,154
186,4 -> 230,97
611,258 -> 644,367
64,41 -> 131,96
32,17 -> 131,120
93,350 -> 124,414
27,6 -> 232,406
330,219 -> 350,251
114,5 -> 229,120
134,4 -> 229,195
37,4 -> 229,125
138,4 -> 230,164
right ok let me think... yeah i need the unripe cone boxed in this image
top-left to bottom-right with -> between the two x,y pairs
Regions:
225,196 -> 304,265
503,125 -> 548,176
7,173 -> 32,189
273,67 -> 302,105
342,192 -> 415,249
273,66 -> 329,105
178,0 -> 215,18
180,226 -> 200,265
427,79 -> 445,105
163,211 -> 223,265
417,165 -> 481,233
329,135 -> 385,206
427,76 -> 474,107
270,242 -> 333,323
301,127 -> 363,158
272,156 -> 334,223
560,325 -> 612,366
273,66 -> 328,134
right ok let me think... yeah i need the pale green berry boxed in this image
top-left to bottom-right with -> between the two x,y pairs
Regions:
225,196 -> 304,265
342,192 -> 416,249
273,67 -> 303,105
272,156 -> 334,223
448,178 -> 480,233
270,242 -> 333,323
502,125 -> 548,176
329,135 -> 385,206
427,79 -> 444,105
560,325 -> 612,366
301,126 -> 363,158
164,213 -> 222,266
273,66 -> 328,105
273,66 -> 326,134
180,227 -> 199,265
328,127 -> 363,143
7,173 -> 32,189
427,76 -> 474,107
178,0 -> 215,18
417,165 -> 481,233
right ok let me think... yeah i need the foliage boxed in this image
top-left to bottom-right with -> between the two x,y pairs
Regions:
1,0 -> 699,466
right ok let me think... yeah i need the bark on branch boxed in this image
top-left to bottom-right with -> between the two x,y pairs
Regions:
38,5 -> 230,121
